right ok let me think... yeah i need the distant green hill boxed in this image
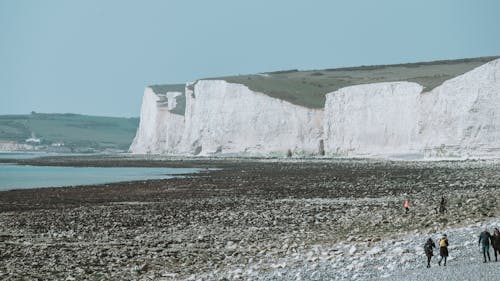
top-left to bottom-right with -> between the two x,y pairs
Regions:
0,113 -> 139,151
152,56 -> 499,109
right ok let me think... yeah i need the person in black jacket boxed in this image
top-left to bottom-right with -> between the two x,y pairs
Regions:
492,228 -> 500,262
478,228 -> 492,263
424,238 -> 436,268
439,194 -> 447,214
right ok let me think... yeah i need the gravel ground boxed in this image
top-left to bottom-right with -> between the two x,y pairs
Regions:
1,157 -> 500,280
383,218 -> 500,281
387,261 -> 500,281
251,218 -> 500,281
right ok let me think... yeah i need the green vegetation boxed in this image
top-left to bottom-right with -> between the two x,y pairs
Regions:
168,93 -> 186,116
149,56 -> 499,109
0,113 -> 139,151
149,84 -> 185,95
217,56 -> 499,108
150,84 -> 186,116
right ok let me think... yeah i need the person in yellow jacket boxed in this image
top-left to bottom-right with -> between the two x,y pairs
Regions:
438,234 -> 449,266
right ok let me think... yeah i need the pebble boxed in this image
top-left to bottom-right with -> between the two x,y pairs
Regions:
1,159 -> 500,280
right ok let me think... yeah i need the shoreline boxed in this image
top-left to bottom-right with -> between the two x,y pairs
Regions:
2,152 -> 500,168
1,159 -> 500,280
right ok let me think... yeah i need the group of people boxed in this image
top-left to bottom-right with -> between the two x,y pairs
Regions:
423,228 -> 500,268
424,234 -> 449,268
402,195 -> 500,267
403,196 -> 500,266
478,227 -> 500,263
403,195 -> 447,215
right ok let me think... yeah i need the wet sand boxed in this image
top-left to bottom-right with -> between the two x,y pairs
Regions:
1,157 -> 499,280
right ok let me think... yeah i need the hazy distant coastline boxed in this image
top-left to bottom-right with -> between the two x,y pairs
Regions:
0,113 -> 139,153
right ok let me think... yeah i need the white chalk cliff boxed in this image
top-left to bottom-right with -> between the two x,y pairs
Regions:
131,58 -> 500,158
129,87 -> 185,154
179,80 -> 324,156
418,58 -> 500,157
131,81 -> 324,156
324,82 -> 423,156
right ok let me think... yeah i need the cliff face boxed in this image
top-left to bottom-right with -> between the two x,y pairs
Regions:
324,82 -> 423,156
180,80 -> 323,156
129,87 -> 184,154
418,58 -> 500,157
323,58 -> 500,158
130,58 -> 500,158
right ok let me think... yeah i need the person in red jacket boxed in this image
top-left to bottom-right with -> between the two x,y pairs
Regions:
404,199 -> 410,214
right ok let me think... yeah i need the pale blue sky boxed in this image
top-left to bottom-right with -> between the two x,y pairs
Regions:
1,0 -> 499,117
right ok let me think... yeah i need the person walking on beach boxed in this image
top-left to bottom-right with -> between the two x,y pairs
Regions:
479,228 -> 492,263
492,228 -> 500,262
439,194 -> 447,214
438,234 -> 449,266
404,199 -> 410,214
424,238 -> 436,268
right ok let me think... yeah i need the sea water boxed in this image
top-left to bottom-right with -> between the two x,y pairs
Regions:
0,164 -> 205,191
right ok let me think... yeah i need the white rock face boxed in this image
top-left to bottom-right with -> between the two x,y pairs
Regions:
324,58 -> 500,158
129,87 -> 184,154
131,58 -> 500,158
180,80 -> 324,156
324,82 -> 423,156
418,58 -> 500,157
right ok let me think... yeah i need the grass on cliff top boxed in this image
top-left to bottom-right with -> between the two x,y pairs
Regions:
219,56 -> 499,108
150,56 -> 499,109
0,113 -> 139,151
149,84 -> 187,116
149,84 -> 185,95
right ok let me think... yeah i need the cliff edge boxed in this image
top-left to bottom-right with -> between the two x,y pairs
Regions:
131,56 -> 500,158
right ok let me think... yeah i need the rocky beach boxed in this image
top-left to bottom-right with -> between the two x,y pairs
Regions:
1,157 -> 500,280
